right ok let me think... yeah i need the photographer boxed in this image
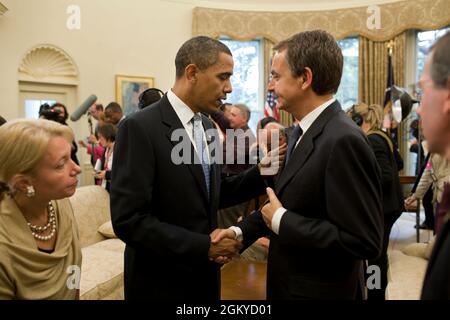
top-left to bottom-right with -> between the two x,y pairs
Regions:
39,102 -> 79,165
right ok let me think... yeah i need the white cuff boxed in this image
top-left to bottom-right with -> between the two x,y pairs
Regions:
271,207 -> 287,235
228,226 -> 243,241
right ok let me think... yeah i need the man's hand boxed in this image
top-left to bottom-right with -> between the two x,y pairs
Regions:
209,228 -> 240,264
208,238 -> 242,264
259,143 -> 287,176
261,187 -> 282,229
210,228 -> 236,244
404,195 -> 418,210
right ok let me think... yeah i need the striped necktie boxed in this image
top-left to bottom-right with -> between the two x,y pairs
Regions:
192,113 -> 210,197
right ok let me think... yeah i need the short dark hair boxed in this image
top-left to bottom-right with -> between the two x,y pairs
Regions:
51,102 -> 69,121
430,31 -> 450,89
175,36 -> 232,78
0,115 -> 6,126
259,116 -> 277,129
105,102 -> 122,114
138,88 -> 164,109
97,123 -> 117,142
274,30 -> 343,95
95,104 -> 104,112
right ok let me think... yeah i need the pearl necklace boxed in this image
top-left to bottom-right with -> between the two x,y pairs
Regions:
27,202 -> 57,241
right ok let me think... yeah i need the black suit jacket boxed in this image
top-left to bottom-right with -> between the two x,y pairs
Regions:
238,101 -> 383,299
421,211 -> 450,299
110,95 -> 265,300
367,133 -> 403,215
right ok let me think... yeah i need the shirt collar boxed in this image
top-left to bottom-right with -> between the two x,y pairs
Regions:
167,89 -> 196,126
298,98 -> 335,134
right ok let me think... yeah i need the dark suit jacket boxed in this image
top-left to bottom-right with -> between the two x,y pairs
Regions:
238,101 -> 383,300
110,95 -> 265,300
367,133 -> 403,216
421,192 -> 450,299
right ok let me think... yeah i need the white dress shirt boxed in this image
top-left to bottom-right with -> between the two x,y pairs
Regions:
167,89 -> 209,158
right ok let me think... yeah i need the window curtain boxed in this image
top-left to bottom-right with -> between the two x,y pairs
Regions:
193,0 -> 450,43
359,32 -> 408,171
358,33 -> 406,106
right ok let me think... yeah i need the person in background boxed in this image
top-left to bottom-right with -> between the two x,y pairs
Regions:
211,103 -> 257,229
348,102 -> 403,300
138,88 -> 164,110
405,153 -> 450,234
417,30 -> 450,300
0,119 -> 82,299
409,119 -> 434,230
42,102 -> 80,166
0,115 -> 6,126
104,102 -> 125,126
94,123 -> 117,192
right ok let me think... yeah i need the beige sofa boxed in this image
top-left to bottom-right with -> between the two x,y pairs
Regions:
386,238 -> 435,300
69,185 -> 125,300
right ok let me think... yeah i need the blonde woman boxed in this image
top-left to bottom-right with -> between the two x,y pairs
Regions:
348,103 -> 404,300
0,119 -> 82,299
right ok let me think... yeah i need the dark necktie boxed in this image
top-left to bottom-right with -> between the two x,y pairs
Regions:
192,113 -> 210,197
285,125 -> 303,165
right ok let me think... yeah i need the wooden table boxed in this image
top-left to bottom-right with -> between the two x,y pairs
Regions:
221,259 -> 267,300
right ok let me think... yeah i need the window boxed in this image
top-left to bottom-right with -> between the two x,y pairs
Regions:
220,38 -> 263,132
416,26 -> 450,82
24,99 -> 56,119
336,37 -> 359,110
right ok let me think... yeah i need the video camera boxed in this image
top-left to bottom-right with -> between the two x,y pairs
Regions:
39,103 -> 65,124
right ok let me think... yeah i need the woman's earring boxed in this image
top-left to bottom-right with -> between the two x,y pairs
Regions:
26,185 -> 35,198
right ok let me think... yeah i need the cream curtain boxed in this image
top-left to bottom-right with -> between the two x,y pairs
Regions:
359,32 -> 406,106
193,0 -> 450,42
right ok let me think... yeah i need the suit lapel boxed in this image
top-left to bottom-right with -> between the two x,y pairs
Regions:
276,101 -> 342,194
160,97 -> 209,202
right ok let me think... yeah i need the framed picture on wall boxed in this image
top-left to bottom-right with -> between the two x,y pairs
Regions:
115,75 -> 154,116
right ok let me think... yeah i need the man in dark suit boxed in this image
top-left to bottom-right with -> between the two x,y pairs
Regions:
418,31 -> 450,299
213,30 -> 383,300
110,36 -> 284,300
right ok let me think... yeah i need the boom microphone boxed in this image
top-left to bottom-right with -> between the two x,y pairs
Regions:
70,94 -> 97,121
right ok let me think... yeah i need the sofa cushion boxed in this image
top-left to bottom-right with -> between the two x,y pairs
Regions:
423,236 -> 436,260
89,239 -> 125,253
402,243 -> 428,259
70,186 -> 112,248
80,246 -> 124,300
98,221 -> 117,239
401,236 -> 436,260
386,250 -> 428,300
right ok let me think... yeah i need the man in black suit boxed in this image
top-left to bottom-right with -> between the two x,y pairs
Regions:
213,30 -> 383,300
418,31 -> 450,299
110,36 -> 284,300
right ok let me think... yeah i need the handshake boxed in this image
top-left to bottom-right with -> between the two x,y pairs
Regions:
208,228 -> 241,264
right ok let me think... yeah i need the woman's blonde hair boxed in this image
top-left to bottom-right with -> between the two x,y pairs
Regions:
0,119 -> 74,200
351,103 -> 384,131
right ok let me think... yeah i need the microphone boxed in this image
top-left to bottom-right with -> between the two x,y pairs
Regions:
70,95 -> 97,121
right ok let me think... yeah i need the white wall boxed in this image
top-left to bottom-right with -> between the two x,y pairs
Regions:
0,0 -> 194,121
